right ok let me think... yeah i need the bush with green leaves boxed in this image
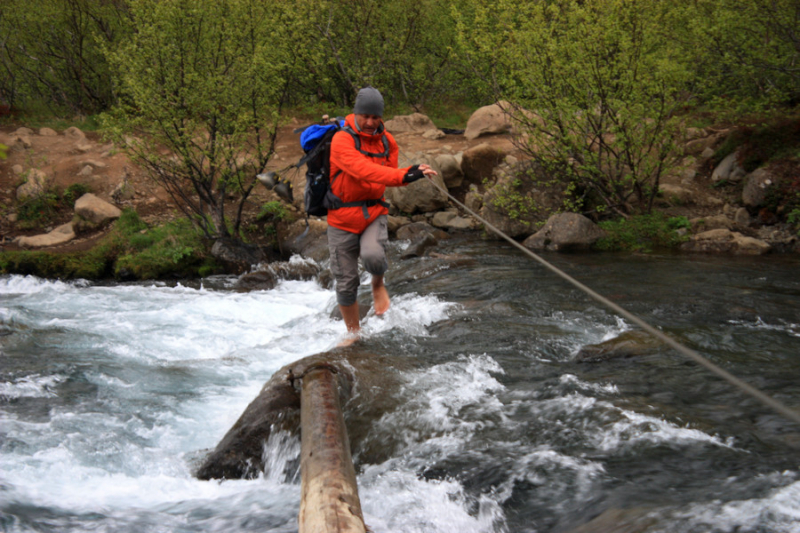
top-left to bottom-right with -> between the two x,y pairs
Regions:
595,214 -> 690,252
103,0 -> 300,243
0,0 -> 130,114
458,0 -> 690,217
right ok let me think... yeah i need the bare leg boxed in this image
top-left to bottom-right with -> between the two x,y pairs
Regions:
337,303 -> 361,347
372,275 -> 390,315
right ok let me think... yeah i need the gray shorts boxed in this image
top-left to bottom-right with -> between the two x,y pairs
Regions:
328,215 -> 389,306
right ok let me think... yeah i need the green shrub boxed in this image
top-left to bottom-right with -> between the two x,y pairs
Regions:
595,213 -> 690,252
62,183 -> 91,207
16,192 -> 60,228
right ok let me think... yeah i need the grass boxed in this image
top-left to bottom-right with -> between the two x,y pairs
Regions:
595,213 -> 690,253
0,210 -> 222,280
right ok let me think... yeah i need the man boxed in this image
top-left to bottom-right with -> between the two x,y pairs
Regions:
327,86 -> 437,339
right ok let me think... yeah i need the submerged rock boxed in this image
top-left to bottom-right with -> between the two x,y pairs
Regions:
576,330 -> 664,363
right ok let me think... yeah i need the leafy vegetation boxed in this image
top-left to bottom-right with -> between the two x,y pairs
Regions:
0,210 -> 220,280
14,183 -> 92,230
595,214 -> 691,252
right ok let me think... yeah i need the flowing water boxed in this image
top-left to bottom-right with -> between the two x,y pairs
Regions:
2,238 -> 799,532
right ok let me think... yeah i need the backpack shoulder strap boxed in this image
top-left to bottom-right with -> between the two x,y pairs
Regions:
341,125 -> 390,159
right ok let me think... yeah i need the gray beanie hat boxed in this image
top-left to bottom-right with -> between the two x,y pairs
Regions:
353,87 -> 384,117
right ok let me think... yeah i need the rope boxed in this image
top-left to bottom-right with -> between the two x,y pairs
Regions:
423,176 -> 800,427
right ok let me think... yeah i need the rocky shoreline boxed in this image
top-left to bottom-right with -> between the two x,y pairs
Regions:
1,104 -> 798,280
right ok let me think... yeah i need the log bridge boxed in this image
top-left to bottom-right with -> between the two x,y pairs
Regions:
298,364 -> 366,533
194,351 -> 387,532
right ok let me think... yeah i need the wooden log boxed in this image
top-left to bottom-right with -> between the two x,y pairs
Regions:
299,366 -> 366,533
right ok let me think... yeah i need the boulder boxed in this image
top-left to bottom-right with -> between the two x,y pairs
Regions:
434,153 -> 464,189
16,169 -> 49,200
464,190 -> 483,213
422,128 -> 446,140
384,113 -> 437,134
395,221 -> 449,241
64,126 -> 86,141
39,127 -> 58,137
195,348 -> 405,480
733,207 -> 751,228
689,214 -> 733,232
576,330 -> 664,363
13,127 -> 34,137
431,211 -> 457,228
479,161 -> 566,238
387,215 -> 410,233
522,212 -> 606,252
680,229 -> 771,255
15,223 -> 76,248
401,232 -> 439,259
464,101 -> 513,140
74,193 -> 122,226
658,183 -> 695,205
280,218 -> 329,263
384,173 -> 449,214
461,143 -> 506,184
742,167 -> 779,208
711,151 -> 746,183
210,238 -> 265,274
236,259 -> 322,291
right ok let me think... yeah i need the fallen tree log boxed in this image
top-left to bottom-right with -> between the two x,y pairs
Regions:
194,348 -> 408,481
299,365 -> 366,533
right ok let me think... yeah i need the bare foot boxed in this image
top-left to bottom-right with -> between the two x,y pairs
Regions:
373,284 -> 390,315
337,333 -> 359,347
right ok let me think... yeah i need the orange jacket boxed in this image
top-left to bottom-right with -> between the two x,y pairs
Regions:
328,114 -> 410,234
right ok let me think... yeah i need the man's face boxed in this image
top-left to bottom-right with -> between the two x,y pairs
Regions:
355,114 -> 381,135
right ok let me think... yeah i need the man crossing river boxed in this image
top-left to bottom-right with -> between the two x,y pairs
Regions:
326,87 -> 437,340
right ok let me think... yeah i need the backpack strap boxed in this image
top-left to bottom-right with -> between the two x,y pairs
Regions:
341,125 -> 390,159
327,168 -> 390,219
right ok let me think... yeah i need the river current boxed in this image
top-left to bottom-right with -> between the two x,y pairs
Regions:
1,237 -> 799,532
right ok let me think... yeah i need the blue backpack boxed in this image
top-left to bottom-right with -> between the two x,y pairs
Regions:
297,120 -> 390,219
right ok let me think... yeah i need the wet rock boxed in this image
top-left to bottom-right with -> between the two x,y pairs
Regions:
236,259 -> 322,291
195,349 -> 403,480
395,221 -> 449,241
401,232 -> 438,259
680,228 -> 770,255
564,507 -> 657,533
576,331 -> 664,363
210,238 -> 265,274
523,213 -> 606,252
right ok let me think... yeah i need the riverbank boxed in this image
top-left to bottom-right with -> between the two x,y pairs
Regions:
1,108 -> 798,281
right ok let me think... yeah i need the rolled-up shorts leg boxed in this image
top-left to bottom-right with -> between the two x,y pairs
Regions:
328,226 -> 361,307
360,215 -> 389,277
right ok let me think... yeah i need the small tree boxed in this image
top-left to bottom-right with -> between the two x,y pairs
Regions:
459,0 -> 691,217
104,0 -> 298,241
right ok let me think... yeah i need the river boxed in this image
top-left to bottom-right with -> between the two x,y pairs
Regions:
2,237 -> 799,532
